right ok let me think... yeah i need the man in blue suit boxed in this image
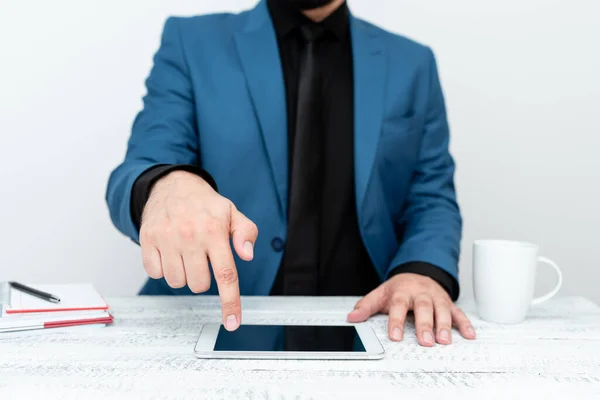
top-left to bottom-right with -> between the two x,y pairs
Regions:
107,0 -> 476,346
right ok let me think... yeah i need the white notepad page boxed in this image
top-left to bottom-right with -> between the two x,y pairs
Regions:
3,283 -> 108,315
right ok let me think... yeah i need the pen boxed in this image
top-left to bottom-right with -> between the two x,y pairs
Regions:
8,281 -> 61,304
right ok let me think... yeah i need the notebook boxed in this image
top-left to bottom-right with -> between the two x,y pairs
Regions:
0,282 -> 113,333
0,312 -> 113,332
0,282 -> 109,316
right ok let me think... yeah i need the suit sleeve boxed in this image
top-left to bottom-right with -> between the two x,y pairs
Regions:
386,48 -> 463,300
105,17 -> 199,243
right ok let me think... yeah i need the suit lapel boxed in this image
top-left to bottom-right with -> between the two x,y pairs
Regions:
351,17 -> 386,212
234,1 -> 288,218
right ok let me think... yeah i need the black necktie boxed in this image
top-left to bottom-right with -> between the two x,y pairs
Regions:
282,24 -> 325,295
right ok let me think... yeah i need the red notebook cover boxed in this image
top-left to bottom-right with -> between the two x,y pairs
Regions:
44,315 -> 114,329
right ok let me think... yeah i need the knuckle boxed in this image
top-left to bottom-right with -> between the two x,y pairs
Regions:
141,254 -> 155,269
205,218 -> 224,237
388,319 -> 404,327
456,319 -> 470,328
221,299 -> 240,312
452,306 -> 469,321
148,270 -> 164,280
437,323 -> 452,331
216,268 -> 238,285
457,322 -> 471,332
419,322 -> 434,331
217,200 -> 233,218
173,198 -> 191,216
189,280 -> 211,294
144,264 -> 163,279
163,224 -> 175,239
164,271 -> 186,288
452,304 -> 465,314
223,199 -> 235,211
414,299 -> 433,310
177,220 -> 196,241
435,299 -> 452,310
218,197 -> 232,207
249,221 -> 259,236
390,294 -> 410,309
166,277 -> 186,289
140,226 -> 158,244
388,313 -> 407,325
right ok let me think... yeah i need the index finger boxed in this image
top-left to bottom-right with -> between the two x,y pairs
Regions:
208,238 -> 241,331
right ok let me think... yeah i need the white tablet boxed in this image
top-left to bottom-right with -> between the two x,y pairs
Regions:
194,323 -> 384,360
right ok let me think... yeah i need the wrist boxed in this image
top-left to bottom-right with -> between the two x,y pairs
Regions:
157,170 -> 211,191
164,169 -> 204,183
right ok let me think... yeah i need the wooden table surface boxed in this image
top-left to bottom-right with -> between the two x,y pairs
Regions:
1,296 -> 599,399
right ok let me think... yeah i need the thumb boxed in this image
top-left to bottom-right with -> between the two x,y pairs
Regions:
230,206 -> 259,262
347,286 -> 387,323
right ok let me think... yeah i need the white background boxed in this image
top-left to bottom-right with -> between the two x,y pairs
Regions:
1,0 -> 598,303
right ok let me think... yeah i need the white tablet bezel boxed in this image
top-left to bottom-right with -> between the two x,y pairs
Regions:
194,323 -> 385,360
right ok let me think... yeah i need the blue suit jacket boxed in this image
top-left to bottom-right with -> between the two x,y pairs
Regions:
106,0 -> 462,296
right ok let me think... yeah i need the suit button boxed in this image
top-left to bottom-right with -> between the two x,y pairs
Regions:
271,237 -> 285,252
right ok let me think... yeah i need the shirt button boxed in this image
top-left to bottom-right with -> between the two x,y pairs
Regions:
271,237 -> 285,252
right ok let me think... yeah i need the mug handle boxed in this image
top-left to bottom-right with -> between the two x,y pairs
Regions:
531,256 -> 563,305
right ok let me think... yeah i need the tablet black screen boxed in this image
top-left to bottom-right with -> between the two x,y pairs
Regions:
213,325 -> 366,352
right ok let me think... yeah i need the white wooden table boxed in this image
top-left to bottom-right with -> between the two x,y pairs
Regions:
1,296 -> 599,399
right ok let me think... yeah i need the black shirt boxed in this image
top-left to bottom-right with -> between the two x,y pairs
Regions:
130,0 -> 458,300
268,0 -> 379,296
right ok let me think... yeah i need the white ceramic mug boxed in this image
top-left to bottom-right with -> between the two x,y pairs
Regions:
473,240 -> 563,324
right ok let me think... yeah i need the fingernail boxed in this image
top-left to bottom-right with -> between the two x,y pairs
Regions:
244,241 -> 254,258
439,329 -> 450,342
391,328 -> 402,341
347,309 -> 359,319
423,331 -> 434,345
467,327 -> 475,337
225,314 -> 238,331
